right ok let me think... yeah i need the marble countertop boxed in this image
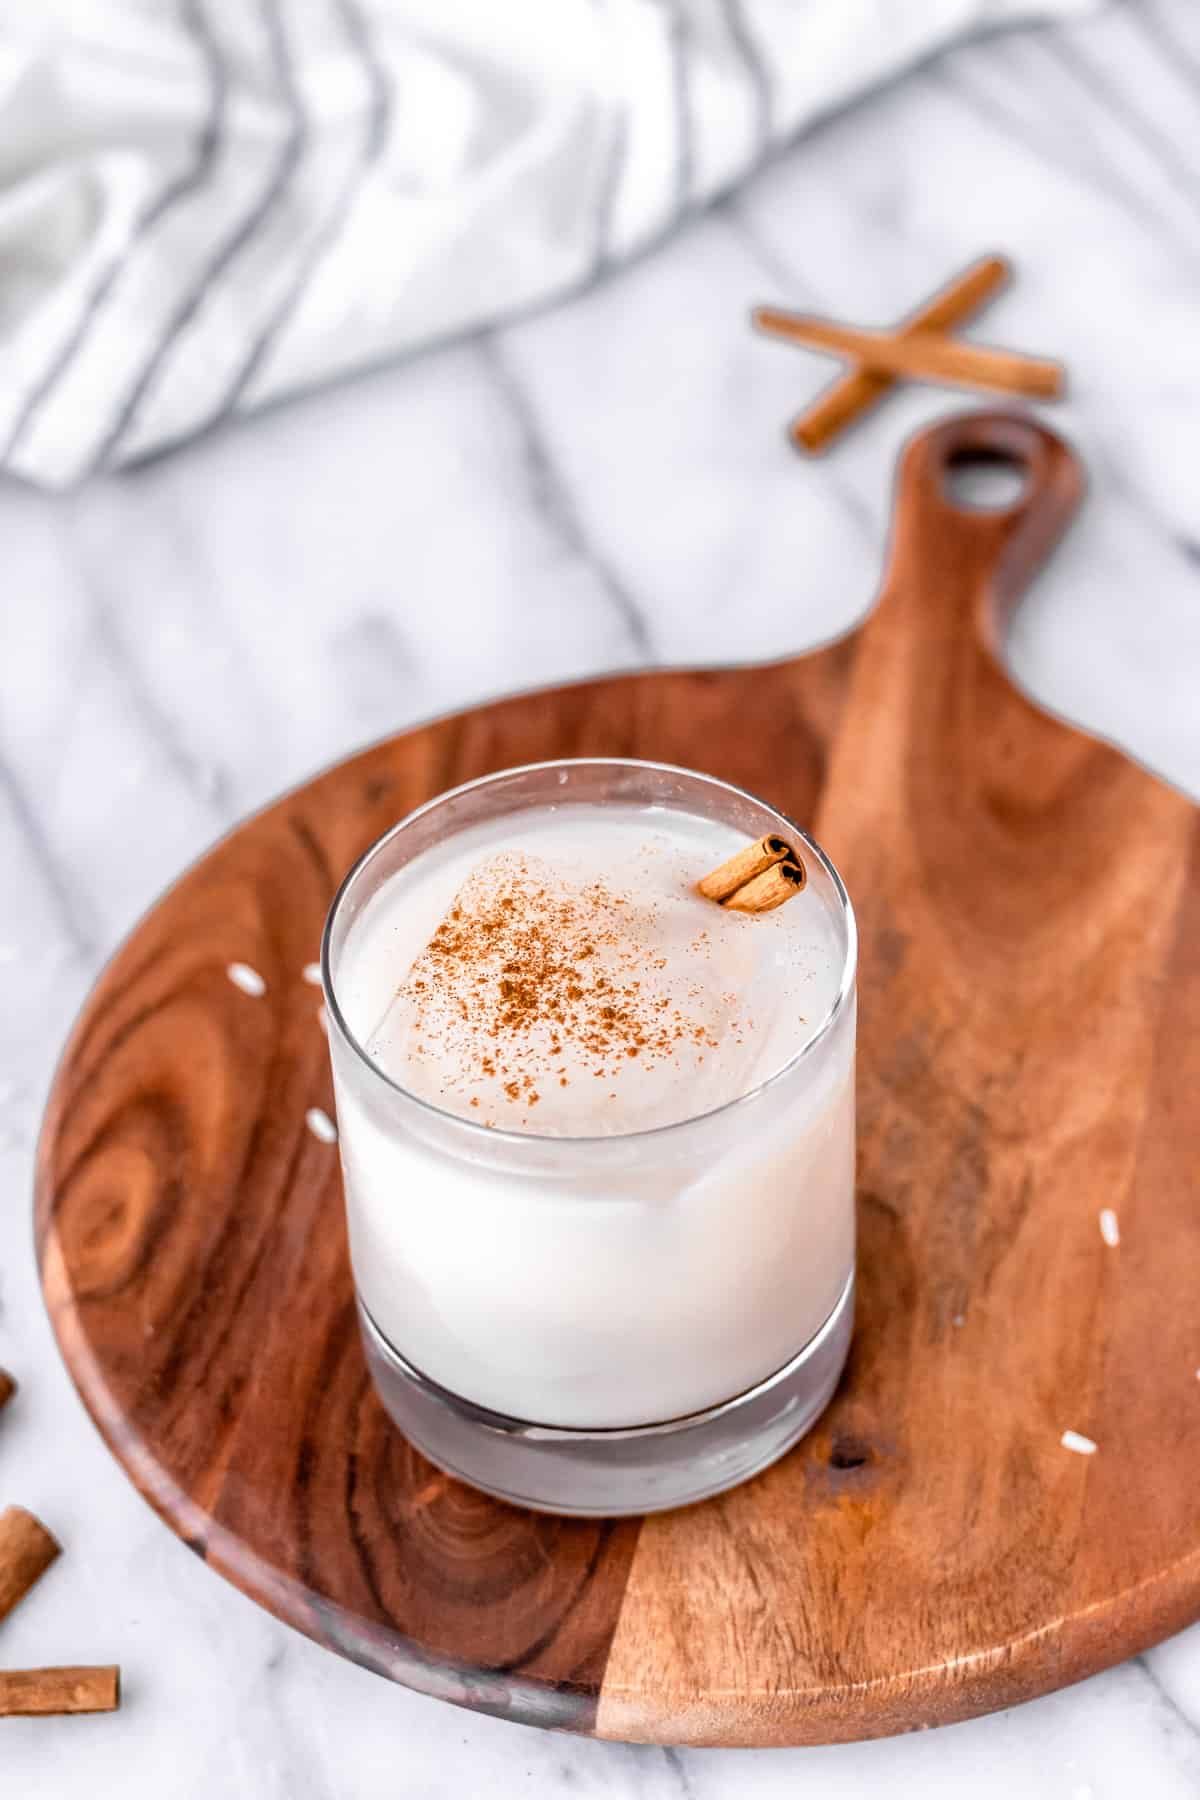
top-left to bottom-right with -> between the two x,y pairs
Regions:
4,1 -> 1200,1793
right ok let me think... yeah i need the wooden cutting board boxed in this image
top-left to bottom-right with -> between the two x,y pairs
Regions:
36,413 -> 1200,1746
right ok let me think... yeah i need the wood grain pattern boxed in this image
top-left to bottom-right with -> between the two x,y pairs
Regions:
36,413 -> 1200,1744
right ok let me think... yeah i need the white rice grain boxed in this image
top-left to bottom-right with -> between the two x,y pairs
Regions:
1098,1208 -> 1120,1247
306,1106 -> 338,1145
302,962 -> 322,987
227,962 -> 266,997
1060,1429 -> 1097,1456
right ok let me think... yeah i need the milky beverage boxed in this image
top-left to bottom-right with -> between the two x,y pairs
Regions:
330,802 -> 855,1428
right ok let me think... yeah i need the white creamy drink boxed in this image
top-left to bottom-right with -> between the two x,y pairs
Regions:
329,799 -> 855,1430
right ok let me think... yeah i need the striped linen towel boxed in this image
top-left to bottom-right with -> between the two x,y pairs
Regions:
0,0 -> 1090,487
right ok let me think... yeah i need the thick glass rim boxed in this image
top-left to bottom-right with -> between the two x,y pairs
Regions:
320,758 -> 857,1148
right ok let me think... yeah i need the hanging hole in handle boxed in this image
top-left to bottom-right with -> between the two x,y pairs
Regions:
942,446 -> 1030,514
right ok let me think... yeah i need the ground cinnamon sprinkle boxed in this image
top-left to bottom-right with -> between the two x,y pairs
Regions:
395,853 -> 724,1121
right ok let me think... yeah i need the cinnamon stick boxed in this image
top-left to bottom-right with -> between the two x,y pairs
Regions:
697,835 -> 794,903
791,255 -> 1009,453
723,859 -> 806,914
0,1506 -> 61,1624
698,839 -> 806,913
754,309 -> 1063,401
0,1666 -> 119,1717
0,1370 -> 14,1415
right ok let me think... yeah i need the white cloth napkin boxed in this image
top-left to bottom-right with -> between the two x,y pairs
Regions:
0,0 -> 1091,487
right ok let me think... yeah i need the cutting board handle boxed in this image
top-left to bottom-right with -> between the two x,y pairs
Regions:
878,410 -> 1086,653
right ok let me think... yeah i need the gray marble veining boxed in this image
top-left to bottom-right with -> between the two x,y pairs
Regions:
3,2 -> 1200,1793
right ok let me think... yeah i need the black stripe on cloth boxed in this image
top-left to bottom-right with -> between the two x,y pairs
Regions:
665,0 -> 695,220
1,0 -> 228,469
204,0 -> 393,425
590,105 -> 628,274
719,0 -> 775,162
92,0 -> 308,472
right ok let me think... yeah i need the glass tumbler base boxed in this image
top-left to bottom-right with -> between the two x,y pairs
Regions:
358,1271 -> 854,1517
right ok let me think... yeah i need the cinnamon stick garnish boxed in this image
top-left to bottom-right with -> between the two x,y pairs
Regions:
697,837 -> 806,913
791,254 -> 1010,453
0,1506 -> 61,1625
723,859 -> 806,913
697,835 -> 793,903
0,1370 -> 14,1415
754,310 -> 1063,401
0,1666 -> 120,1717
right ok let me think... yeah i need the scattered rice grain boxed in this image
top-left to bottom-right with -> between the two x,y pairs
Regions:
1099,1208 -> 1120,1247
302,962 -> 322,986
306,1106 -> 338,1144
227,962 -> 266,997
1060,1429 -> 1097,1456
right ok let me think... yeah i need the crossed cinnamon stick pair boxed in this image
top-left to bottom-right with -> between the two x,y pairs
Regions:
754,254 -> 1064,454
0,1369 -> 119,1718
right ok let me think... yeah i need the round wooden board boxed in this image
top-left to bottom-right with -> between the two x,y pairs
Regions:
37,415 -> 1200,1746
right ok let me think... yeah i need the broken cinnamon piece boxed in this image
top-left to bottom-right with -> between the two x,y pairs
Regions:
0,1506 -> 60,1625
0,1666 -> 120,1717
